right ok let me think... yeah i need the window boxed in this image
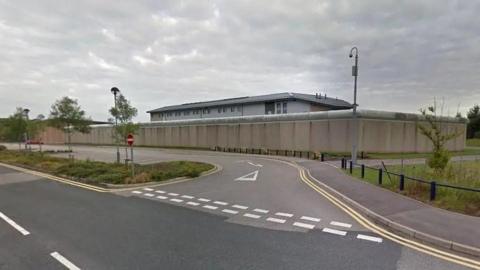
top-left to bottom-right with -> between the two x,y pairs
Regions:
218,108 -> 221,113
276,102 -> 281,114
223,107 -> 226,113
283,102 -> 287,113
184,111 -> 190,116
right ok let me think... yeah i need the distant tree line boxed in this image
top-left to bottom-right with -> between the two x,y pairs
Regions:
467,104 -> 480,139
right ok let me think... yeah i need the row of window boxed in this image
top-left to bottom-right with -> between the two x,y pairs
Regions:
160,106 -> 243,118
277,102 -> 287,114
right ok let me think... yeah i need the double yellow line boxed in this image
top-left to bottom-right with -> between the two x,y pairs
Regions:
290,161 -> 480,269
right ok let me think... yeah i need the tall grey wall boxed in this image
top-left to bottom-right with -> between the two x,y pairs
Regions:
44,110 -> 466,153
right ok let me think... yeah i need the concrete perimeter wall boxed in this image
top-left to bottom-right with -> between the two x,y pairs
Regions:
39,110 -> 466,153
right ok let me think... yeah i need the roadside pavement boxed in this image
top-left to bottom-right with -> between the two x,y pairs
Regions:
299,160 -> 480,257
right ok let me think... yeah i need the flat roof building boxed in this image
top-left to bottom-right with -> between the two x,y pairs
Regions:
147,92 -> 352,122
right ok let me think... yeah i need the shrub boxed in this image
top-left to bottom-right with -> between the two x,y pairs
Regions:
427,149 -> 450,172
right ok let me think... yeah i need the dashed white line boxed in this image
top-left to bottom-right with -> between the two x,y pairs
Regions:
322,227 -> 347,236
253,208 -> 269,214
275,212 -> 293,218
357,234 -> 383,243
155,190 -> 166,194
170,198 -> 183,203
181,195 -> 194,199
266,217 -> 286,224
198,198 -> 210,202
143,188 -> 154,191
186,201 -> 200,206
243,213 -> 261,219
301,216 -> 321,222
213,201 -> 228,206
156,195 -> 168,200
144,193 -> 154,197
293,222 -> 315,230
132,191 -> 142,194
330,221 -> 352,228
168,193 -> 179,196
222,209 -> 239,214
232,204 -> 248,210
50,251 -> 81,270
0,211 -> 30,236
203,205 -> 218,210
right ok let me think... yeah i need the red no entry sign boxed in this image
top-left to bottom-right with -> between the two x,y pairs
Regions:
127,134 -> 134,146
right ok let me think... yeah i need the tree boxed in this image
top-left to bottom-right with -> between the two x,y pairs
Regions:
49,97 -> 91,151
417,103 -> 463,172
467,105 -> 480,138
3,108 -> 28,149
109,94 -> 139,159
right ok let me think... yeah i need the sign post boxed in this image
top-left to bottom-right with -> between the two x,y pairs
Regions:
127,134 -> 134,177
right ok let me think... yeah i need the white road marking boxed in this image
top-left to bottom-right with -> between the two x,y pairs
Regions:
222,209 -> 239,214
203,205 -> 218,210
156,195 -> 168,200
247,161 -> 263,167
155,190 -> 166,194
144,193 -> 154,197
243,213 -> 261,219
322,227 -> 347,236
0,211 -> 30,236
143,188 -> 154,191
330,221 -> 352,228
357,234 -> 383,243
213,201 -> 228,206
253,208 -> 269,214
235,170 -> 259,181
132,191 -> 142,194
301,216 -> 321,222
275,212 -> 293,218
293,222 -> 315,230
168,193 -> 179,196
170,198 -> 183,203
266,217 -> 286,224
50,251 -> 81,270
186,201 -> 200,206
181,195 -> 194,199
232,204 -> 248,210
198,198 -> 210,202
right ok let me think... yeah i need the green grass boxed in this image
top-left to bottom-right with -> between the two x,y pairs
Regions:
467,138 -> 480,147
348,161 -> 480,216
0,149 -> 214,186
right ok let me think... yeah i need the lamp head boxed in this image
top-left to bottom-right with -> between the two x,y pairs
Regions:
111,87 -> 120,95
349,53 -> 353,58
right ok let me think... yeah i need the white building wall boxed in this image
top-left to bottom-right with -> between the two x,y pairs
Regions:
150,100 -> 315,121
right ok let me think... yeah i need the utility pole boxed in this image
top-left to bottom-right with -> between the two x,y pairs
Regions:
349,47 -> 359,164
111,87 -> 121,163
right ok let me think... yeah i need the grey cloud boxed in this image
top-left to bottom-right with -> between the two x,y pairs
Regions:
0,0 -> 479,122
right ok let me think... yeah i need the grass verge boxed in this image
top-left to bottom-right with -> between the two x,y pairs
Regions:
347,161 -> 480,216
0,149 -> 214,186
467,138 -> 480,147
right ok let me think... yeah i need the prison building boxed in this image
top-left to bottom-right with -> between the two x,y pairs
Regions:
147,92 -> 352,122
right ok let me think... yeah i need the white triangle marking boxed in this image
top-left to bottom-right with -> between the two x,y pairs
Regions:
235,170 -> 259,181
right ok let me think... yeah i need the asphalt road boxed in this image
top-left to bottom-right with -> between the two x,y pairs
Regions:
0,144 -> 474,269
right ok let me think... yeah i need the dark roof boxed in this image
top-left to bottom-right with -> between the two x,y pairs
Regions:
147,92 -> 352,113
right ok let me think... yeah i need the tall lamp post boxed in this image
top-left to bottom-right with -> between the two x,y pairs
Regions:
23,108 -> 30,151
349,47 -> 359,164
111,87 -> 121,163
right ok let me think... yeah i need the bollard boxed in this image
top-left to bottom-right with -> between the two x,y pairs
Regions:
399,174 -> 405,191
361,164 -> 365,178
321,153 -> 325,162
430,181 -> 437,201
378,169 -> 383,185
349,161 -> 353,174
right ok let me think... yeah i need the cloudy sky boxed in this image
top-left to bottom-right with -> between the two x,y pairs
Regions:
0,0 -> 479,122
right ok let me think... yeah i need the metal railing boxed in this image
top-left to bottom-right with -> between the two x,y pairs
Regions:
340,158 -> 480,201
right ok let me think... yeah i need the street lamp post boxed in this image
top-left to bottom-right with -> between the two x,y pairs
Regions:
111,87 -> 121,163
349,47 -> 359,164
23,108 -> 30,151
